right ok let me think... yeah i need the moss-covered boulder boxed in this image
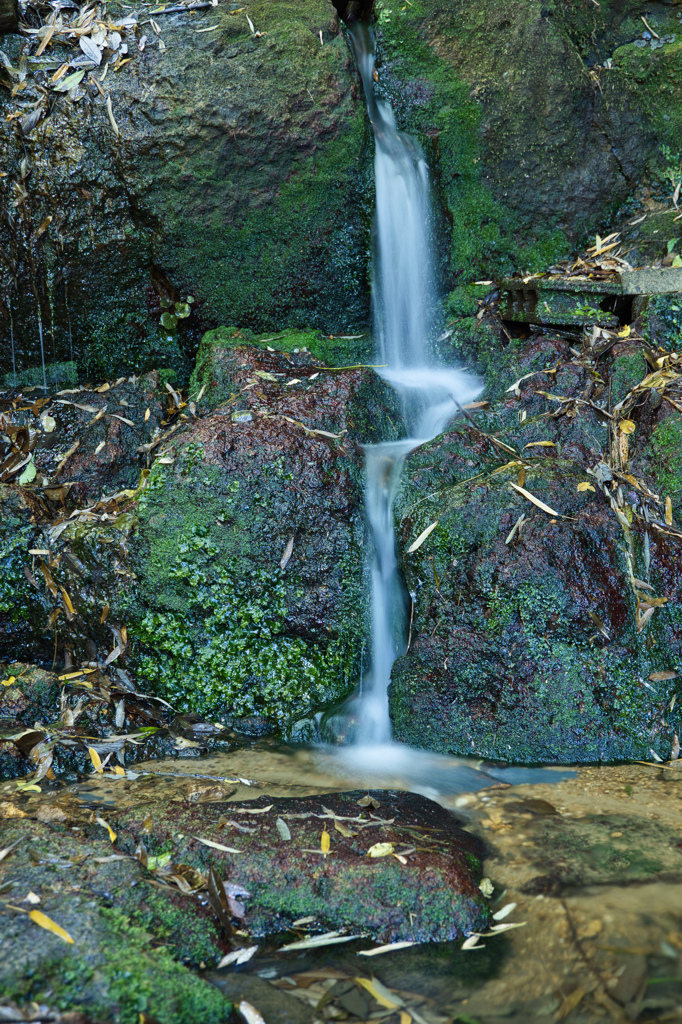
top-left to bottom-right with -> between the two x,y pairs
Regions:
0,1 -> 371,383
2,342 -> 400,729
0,806 -> 231,1023
375,0 -> 682,281
390,330 -> 682,763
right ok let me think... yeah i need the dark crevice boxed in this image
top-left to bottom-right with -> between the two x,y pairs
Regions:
331,0 -> 375,24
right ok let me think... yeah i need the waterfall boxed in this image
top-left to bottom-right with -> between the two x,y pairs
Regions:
343,24 -> 481,747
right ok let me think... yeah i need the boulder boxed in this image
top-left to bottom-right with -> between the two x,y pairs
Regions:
390,329 -> 682,762
0,339 -> 401,729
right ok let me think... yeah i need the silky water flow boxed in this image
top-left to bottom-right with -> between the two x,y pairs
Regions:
315,26 -> 566,795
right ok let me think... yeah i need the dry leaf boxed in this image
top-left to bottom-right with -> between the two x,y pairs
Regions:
280,535 -> 294,570
320,828 -> 330,856
88,747 -> 103,773
367,842 -> 395,858
193,836 -> 242,854
666,496 -> 673,525
144,408 -> 150,422
217,945 -> 258,968
358,941 -> 416,957
619,419 -> 636,434
406,521 -> 438,554
523,440 -> 556,449
106,95 -> 119,136
238,1001 -> 265,1024
29,909 -> 74,944
577,481 -> 595,492
649,671 -> 678,681
96,816 -> 117,843
509,482 -> 561,517
355,977 -> 404,1009
275,818 -> 291,841
357,795 -> 381,809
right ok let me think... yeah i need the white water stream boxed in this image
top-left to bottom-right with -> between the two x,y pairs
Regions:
318,25 -> 574,794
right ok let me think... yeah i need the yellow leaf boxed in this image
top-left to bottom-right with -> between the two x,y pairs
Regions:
321,828 -> 330,856
522,441 -> 556,449
577,482 -> 595,492
60,587 -> 75,616
113,765 -> 125,776
509,482 -> 561,518
88,747 -> 103,773
619,419 -> 636,434
96,816 -> 117,843
333,818 -> 355,838
29,909 -> 74,944
517,466 -> 525,488
666,496 -> 673,525
144,408 -> 150,422
355,977 -> 402,1010
618,325 -> 631,338
406,521 -> 438,554
1,675 -> 16,687
400,1014 -> 412,1024
367,842 -> 395,858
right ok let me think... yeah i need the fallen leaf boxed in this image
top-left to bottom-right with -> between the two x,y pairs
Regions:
619,419 -> 636,435
509,482 -> 561,517
106,95 -> 119,136
96,816 -> 117,843
358,941 -> 416,956
492,902 -> 517,921
367,842 -> 395,858
577,481 -> 595,492
523,441 -> 556,449
194,837 -> 242,854
29,909 -> 74,944
321,827 -> 330,856
280,535 -> 294,570
357,795 -> 381,809
217,945 -> 258,968
2,676 -> 16,687
88,747 -> 103,773
666,496 -> 673,525
649,671 -> 679,681
355,977 -> 404,1010
24,891 -> 40,904
406,521 -> 438,554
275,818 -> 291,841
238,1001 -> 265,1024
462,934 -> 484,949
280,932 -> 360,951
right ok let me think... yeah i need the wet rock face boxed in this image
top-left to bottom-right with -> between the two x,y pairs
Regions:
0,342 -> 401,728
0,1 -> 370,381
391,330 -> 682,763
375,0 -> 682,278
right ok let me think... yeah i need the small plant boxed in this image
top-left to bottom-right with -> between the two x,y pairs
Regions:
159,296 -> 194,332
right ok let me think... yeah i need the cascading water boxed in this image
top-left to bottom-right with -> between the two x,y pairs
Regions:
318,23 -> 572,794
344,23 -> 481,747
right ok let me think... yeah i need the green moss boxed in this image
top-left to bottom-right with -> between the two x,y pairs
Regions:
120,887 -> 221,967
154,58 -> 372,337
122,464 -> 362,725
610,352 -> 647,405
651,414 -> 682,503
2,360 -> 77,388
375,3 -> 569,282
190,326 -> 373,408
645,294 -> 682,352
80,310 -> 193,386
1,908 -> 230,1024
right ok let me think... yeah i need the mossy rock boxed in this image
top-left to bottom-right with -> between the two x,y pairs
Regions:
0,816 -> 230,1024
12,346 -> 404,728
390,330 -> 682,763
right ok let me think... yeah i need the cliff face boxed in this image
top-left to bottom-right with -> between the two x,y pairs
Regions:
3,0 -> 682,383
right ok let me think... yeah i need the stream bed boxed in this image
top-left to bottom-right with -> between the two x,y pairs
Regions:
3,745 -> 682,1023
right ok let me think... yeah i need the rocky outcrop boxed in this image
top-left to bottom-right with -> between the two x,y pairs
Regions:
1,337 -> 401,729
4,0 -> 682,383
390,324 -> 682,763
